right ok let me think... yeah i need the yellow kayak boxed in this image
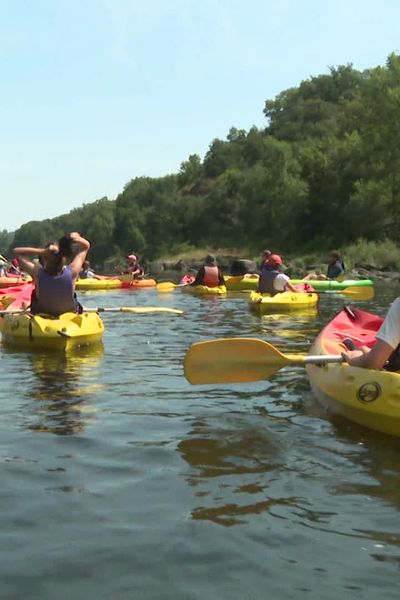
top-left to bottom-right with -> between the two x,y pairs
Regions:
183,285 -> 227,296
225,275 -> 259,291
249,290 -> 319,313
306,306 -> 400,436
0,311 -> 104,350
76,278 -> 122,291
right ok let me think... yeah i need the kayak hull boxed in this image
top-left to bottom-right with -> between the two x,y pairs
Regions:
0,311 -> 104,350
225,275 -> 259,291
0,276 -> 32,288
119,278 -> 157,289
75,277 -> 156,290
249,290 -> 318,313
76,278 -> 122,291
183,285 -> 227,296
290,278 -> 373,291
306,307 -> 400,436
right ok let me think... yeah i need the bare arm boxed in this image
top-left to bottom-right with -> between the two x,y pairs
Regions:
342,339 -> 394,370
285,281 -> 299,292
13,247 -> 44,277
68,233 -> 90,279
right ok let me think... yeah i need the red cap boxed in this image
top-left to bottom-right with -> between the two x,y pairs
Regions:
266,254 -> 282,267
126,254 -> 137,261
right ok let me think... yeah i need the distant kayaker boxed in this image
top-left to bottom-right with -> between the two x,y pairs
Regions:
342,299 -> 400,371
258,254 -> 298,294
7,257 -> 23,277
304,250 -> 345,281
79,260 -> 97,279
13,232 -> 90,316
259,249 -> 272,271
117,254 -> 144,279
191,254 -> 225,287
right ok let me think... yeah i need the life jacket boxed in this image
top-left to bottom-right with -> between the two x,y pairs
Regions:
259,268 -> 280,295
31,265 -> 77,316
203,266 -> 220,287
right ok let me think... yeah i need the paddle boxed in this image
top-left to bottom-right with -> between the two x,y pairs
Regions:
184,337 -> 343,384
0,306 -> 183,316
319,286 -> 374,299
156,281 -> 189,292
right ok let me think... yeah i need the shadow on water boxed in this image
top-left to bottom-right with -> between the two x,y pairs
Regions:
11,344 -> 105,435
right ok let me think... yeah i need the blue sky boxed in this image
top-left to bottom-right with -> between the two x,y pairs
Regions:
1,0 -> 399,231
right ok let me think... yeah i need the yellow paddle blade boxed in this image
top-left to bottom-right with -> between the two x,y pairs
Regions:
184,338 -> 305,384
341,286 -> 374,299
156,282 -> 177,292
119,306 -> 183,314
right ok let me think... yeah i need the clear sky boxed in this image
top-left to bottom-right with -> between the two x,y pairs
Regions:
1,0 -> 399,231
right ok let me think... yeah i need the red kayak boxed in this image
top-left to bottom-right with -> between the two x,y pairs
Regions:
306,306 -> 400,436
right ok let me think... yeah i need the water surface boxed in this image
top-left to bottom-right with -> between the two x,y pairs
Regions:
0,283 -> 399,599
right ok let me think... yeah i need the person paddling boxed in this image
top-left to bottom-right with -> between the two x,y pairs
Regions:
191,254 -> 225,287
13,232 -> 90,316
258,254 -> 298,294
342,298 -> 400,371
116,254 -> 144,280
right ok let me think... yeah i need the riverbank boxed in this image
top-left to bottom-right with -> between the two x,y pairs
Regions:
146,243 -> 400,282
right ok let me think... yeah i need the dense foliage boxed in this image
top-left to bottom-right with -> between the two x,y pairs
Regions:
3,53 -> 400,264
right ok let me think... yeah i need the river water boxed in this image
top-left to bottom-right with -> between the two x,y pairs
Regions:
0,282 -> 399,599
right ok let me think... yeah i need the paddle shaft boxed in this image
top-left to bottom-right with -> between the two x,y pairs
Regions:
0,306 -> 183,316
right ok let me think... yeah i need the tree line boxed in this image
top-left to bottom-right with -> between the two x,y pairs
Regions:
3,53 -> 400,266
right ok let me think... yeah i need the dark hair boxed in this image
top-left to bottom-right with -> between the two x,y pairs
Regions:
58,235 -> 73,258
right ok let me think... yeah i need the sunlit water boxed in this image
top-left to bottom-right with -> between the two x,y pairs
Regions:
0,282 -> 399,599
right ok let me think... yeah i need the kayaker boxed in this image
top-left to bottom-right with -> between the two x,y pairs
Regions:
304,250 -> 345,281
117,254 -> 144,279
258,249 -> 272,271
79,260 -> 97,279
7,257 -> 23,277
258,254 -> 298,294
13,232 -> 90,316
191,254 -> 225,287
342,298 -> 400,371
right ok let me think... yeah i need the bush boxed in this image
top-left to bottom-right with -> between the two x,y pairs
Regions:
344,239 -> 400,270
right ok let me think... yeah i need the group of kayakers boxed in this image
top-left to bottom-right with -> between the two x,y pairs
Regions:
189,248 -> 345,295
0,235 -> 397,373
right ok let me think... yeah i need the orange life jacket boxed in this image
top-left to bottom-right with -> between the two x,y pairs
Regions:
203,265 -> 219,287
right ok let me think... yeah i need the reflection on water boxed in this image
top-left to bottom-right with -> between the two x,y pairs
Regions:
21,344 -> 104,435
178,415 -> 302,526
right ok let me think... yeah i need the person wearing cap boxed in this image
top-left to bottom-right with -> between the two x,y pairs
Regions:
191,254 -> 225,287
258,254 -> 298,294
119,254 -> 144,279
7,257 -> 23,277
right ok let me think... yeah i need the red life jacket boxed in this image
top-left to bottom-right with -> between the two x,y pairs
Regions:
203,266 -> 220,287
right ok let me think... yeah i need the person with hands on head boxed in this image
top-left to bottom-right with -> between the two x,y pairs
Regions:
13,232 -> 91,316
342,298 -> 400,371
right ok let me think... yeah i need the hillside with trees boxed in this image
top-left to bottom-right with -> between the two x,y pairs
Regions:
3,53 -> 400,265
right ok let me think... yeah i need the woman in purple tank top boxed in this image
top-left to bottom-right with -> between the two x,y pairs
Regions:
13,232 -> 90,316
